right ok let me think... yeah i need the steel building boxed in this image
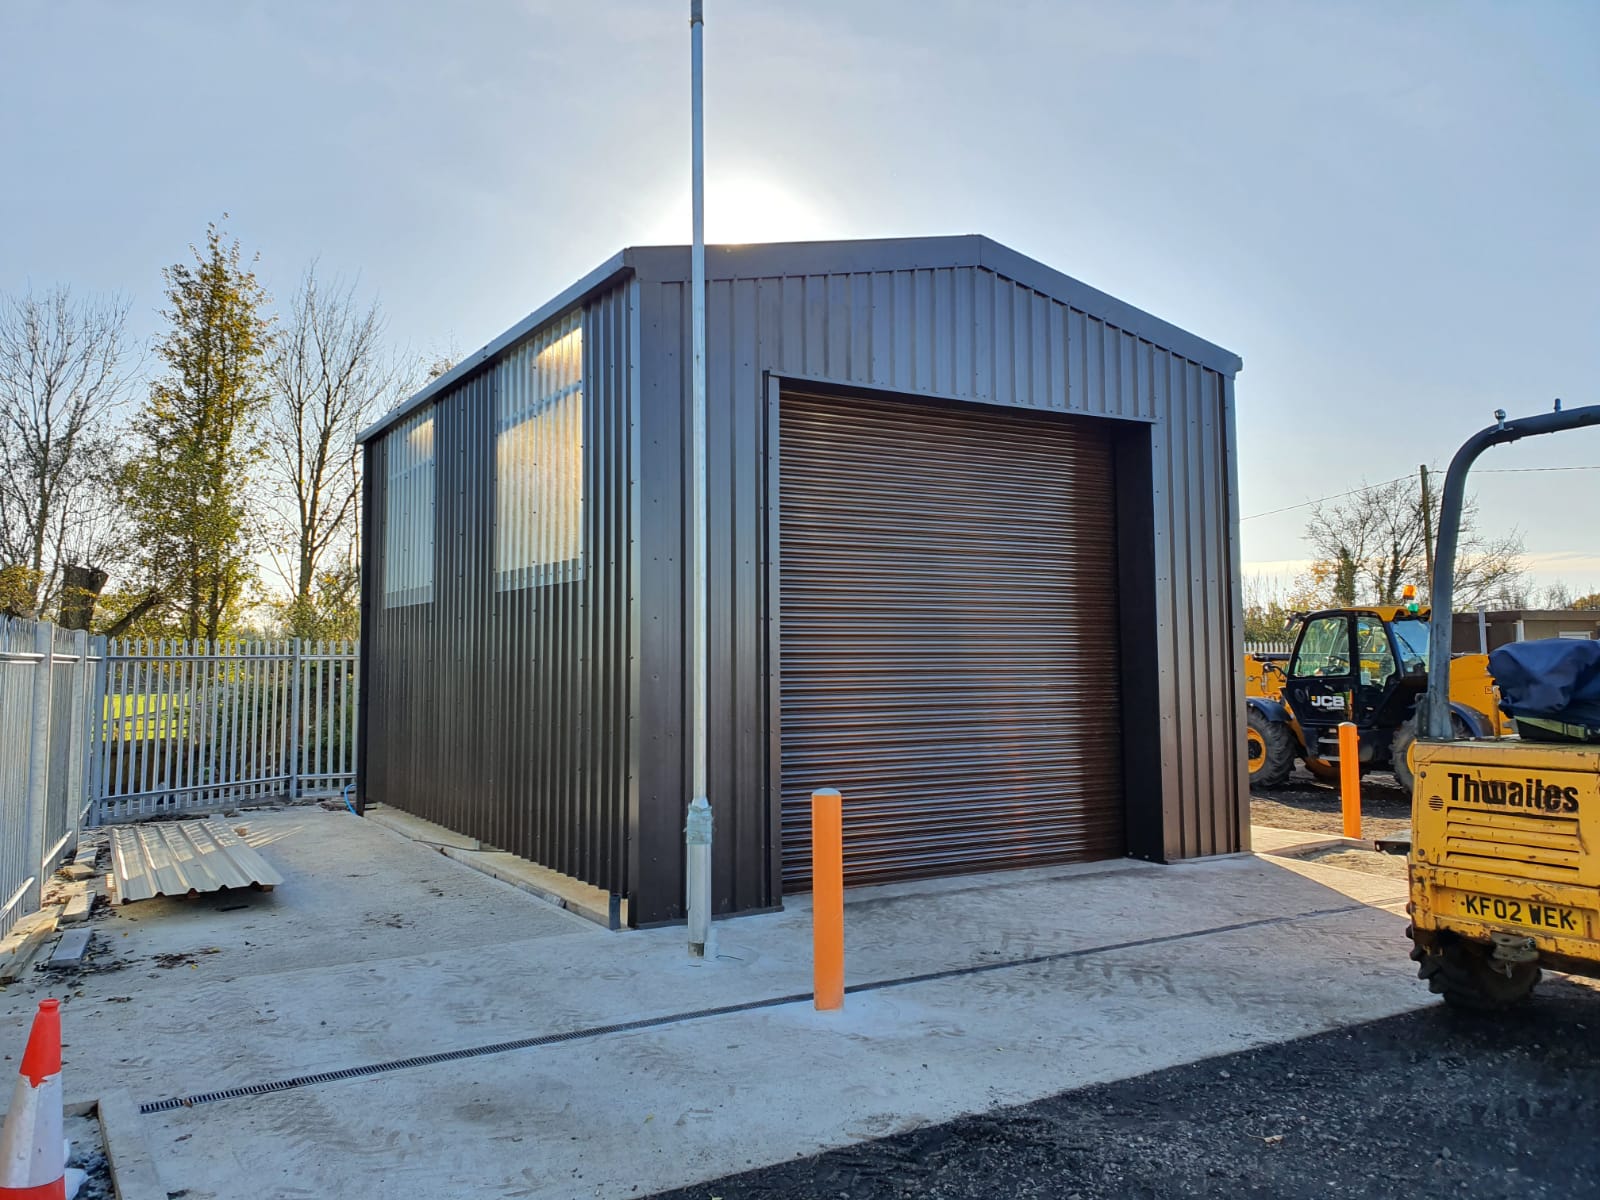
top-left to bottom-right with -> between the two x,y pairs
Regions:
357,235 -> 1246,927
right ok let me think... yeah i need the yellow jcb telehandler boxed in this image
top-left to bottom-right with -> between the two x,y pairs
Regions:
1244,602 -> 1509,790
1408,403 -> 1600,1008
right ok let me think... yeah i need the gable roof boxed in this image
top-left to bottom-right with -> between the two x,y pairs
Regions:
360,234 -> 1241,444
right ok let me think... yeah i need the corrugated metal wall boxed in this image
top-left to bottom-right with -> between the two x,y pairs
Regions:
361,237 -> 1242,929
633,241 -> 1245,924
363,282 -> 636,901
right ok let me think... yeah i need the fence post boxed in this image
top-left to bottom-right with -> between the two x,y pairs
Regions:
22,622 -> 54,915
65,629 -> 89,848
288,637 -> 304,802
87,635 -> 107,828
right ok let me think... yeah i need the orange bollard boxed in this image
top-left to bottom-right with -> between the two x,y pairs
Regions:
1338,721 -> 1362,840
811,789 -> 844,1011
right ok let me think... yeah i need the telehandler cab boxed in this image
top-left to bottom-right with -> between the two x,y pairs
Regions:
1244,600 -> 1507,790
1408,403 -> 1600,1009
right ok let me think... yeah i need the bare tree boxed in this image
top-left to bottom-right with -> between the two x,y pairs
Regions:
264,267 -> 406,635
1305,470 -> 1525,609
0,287 -> 131,618
424,348 -> 458,381
1541,579 -> 1576,609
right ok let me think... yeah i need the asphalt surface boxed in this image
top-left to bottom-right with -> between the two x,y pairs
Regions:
650,977 -> 1600,1200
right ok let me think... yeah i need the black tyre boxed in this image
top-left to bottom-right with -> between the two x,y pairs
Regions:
1392,712 -> 1471,794
1391,719 -> 1420,793
1408,927 -> 1540,1011
1246,708 -> 1296,788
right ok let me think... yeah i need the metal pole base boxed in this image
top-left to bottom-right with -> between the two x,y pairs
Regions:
686,795 -> 713,957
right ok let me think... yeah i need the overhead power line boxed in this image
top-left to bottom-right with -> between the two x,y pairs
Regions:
1242,466 -> 1600,522
1479,465 -> 1600,474
1241,475 -> 1410,522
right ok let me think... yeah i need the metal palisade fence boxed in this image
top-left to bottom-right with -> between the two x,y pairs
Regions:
0,619 -> 358,937
1244,641 -> 1294,656
98,636 -> 359,821
1,618 -> 98,939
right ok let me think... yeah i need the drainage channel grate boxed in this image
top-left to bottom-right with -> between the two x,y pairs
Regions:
140,992 -> 810,1114
140,903 -> 1364,1115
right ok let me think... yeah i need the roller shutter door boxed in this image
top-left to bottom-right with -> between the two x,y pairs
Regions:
779,390 -> 1123,890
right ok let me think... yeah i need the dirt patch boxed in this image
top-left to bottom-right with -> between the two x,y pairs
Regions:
651,978 -> 1600,1200
151,948 -> 222,969
65,1110 -> 112,1200
1251,766 -> 1411,839
1299,847 -> 1409,881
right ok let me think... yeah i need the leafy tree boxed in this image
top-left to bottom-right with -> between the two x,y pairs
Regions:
0,287 -> 131,618
1571,592 -> 1600,611
273,561 -> 361,641
93,586 -> 181,641
120,222 -> 273,640
1242,574 -> 1323,644
1304,471 -> 1524,609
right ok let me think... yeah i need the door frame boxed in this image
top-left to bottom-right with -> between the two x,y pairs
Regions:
763,373 -> 1163,899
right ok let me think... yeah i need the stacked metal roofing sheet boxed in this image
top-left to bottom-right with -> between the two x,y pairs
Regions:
110,818 -> 282,904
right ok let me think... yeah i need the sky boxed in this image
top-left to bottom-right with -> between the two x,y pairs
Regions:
2,1 -> 1597,595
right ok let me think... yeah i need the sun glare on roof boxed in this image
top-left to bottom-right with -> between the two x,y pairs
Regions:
639,167 -> 832,246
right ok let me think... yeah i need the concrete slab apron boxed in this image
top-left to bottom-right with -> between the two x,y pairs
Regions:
0,811 -> 1426,1199
146,906 -> 1417,1200
140,870 -> 1414,1196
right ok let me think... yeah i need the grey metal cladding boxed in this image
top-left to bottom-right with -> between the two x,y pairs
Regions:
359,236 -> 1238,448
632,239 -> 1243,923
361,234 -> 1243,928
357,253 -> 633,446
363,282 -> 636,899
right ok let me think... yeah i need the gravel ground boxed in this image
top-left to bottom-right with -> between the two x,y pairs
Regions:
652,978 -> 1600,1200
1250,766 -> 1412,840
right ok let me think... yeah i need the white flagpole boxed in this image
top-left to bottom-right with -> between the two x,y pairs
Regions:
685,0 -> 713,958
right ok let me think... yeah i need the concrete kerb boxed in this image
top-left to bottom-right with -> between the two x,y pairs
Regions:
1250,824 -> 1378,859
57,1093 -> 165,1200
362,803 -> 617,928
94,1091 -> 166,1200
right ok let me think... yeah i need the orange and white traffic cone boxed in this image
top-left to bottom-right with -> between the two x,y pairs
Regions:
0,999 -> 85,1200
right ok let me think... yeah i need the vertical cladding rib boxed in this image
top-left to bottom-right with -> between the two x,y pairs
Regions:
360,243 -> 1242,921
364,290 -> 633,899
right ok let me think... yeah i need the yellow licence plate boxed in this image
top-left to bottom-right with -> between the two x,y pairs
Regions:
1442,891 -> 1587,937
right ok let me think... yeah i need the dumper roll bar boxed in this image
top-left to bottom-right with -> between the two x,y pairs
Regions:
1425,402 -> 1600,740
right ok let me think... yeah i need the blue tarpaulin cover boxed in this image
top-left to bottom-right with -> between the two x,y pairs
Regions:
1489,638 -> 1600,727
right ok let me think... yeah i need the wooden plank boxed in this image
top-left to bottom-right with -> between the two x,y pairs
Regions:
59,889 -> 93,925
0,905 -> 64,983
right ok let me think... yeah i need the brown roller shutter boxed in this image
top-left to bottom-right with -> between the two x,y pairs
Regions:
779,389 -> 1123,890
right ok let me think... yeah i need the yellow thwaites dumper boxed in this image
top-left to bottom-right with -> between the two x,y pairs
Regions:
1408,404 -> 1600,1008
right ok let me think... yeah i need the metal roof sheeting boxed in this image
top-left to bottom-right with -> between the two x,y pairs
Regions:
111,819 -> 283,904
356,235 -> 1241,447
